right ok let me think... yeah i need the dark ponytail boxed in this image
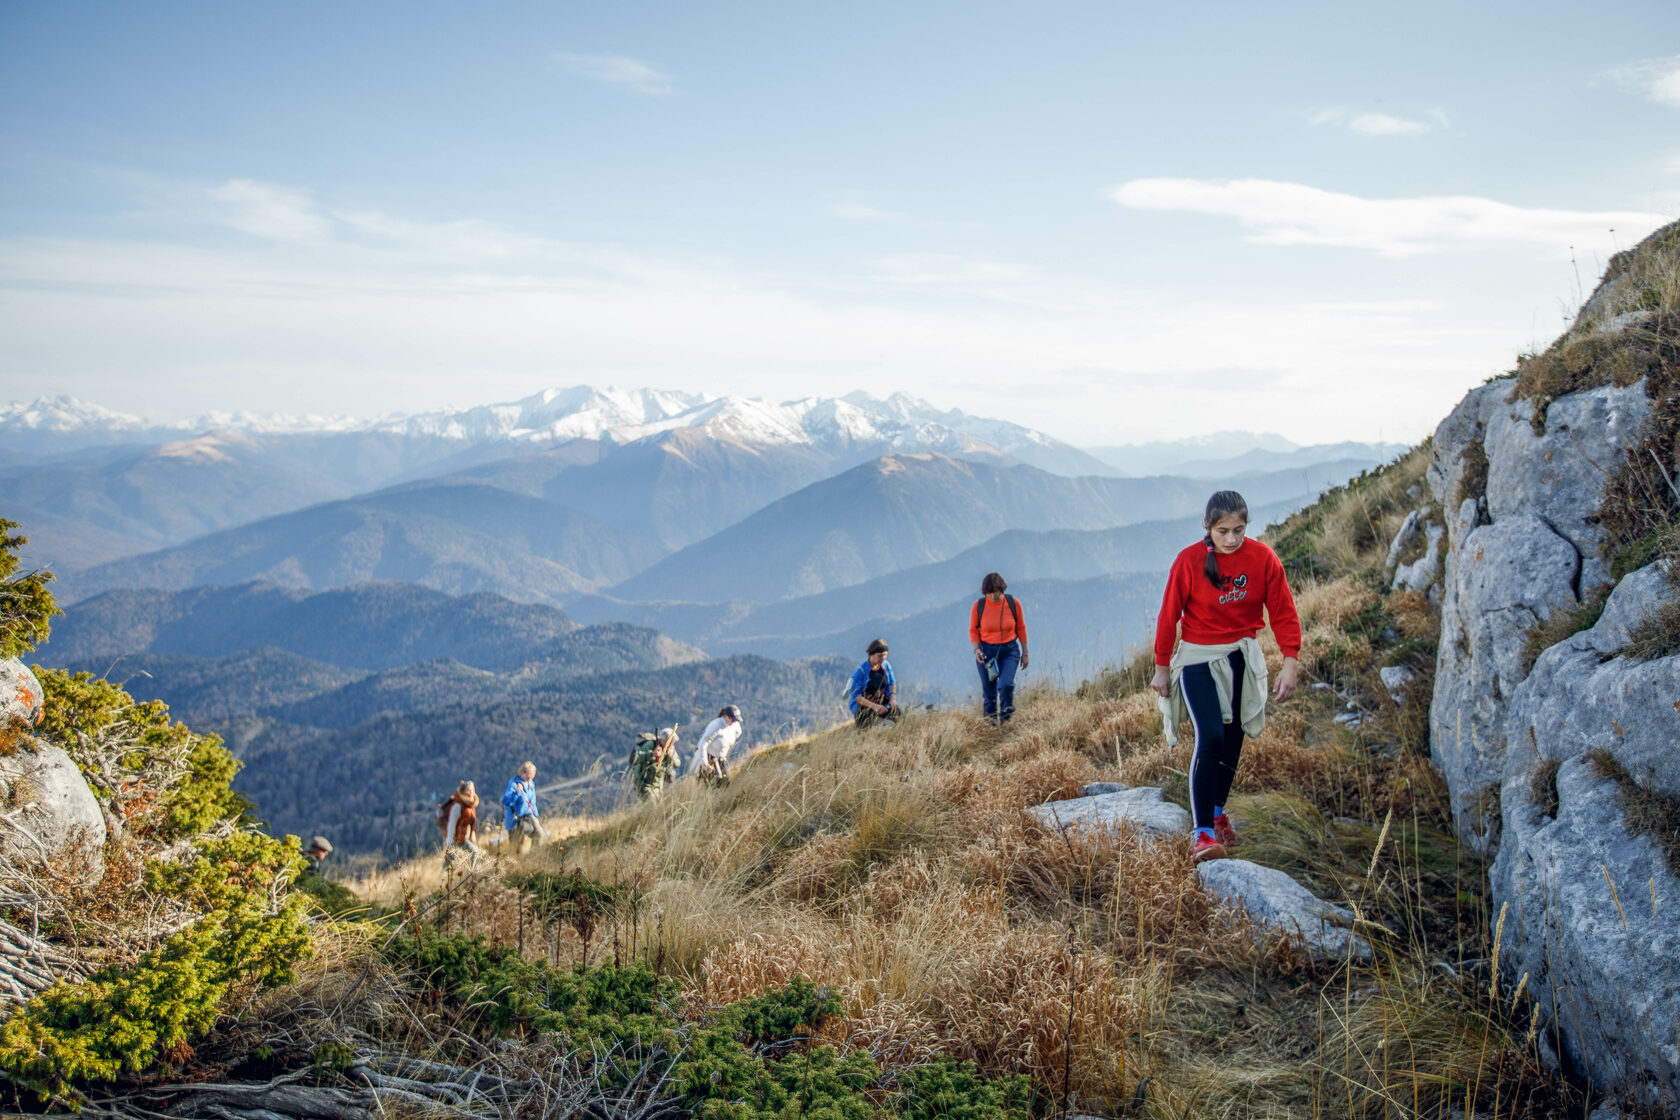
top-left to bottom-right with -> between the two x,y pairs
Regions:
1201,490 -> 1249,588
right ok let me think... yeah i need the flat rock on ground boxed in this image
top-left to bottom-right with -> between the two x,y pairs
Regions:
1027,786 -> 1189,836
1197,858 -> 1371,959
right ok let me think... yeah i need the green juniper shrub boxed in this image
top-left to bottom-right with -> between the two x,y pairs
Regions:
505,869 -> 642,961
0,833 -> 311,1098
714,976 -> 842,1045
388,933 -> 677,1042
0,519 -> 58,659
296,872 -> 365,918
897,1054 -> 1037,1120
386,934 -> 1035,1120
34,668 -> 253,840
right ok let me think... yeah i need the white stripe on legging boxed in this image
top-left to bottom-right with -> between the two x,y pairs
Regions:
1184,675 -> 1207,833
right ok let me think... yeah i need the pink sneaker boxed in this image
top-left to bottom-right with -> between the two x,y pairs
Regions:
1191,832 -> 1227,864
1213,813 -> 1237,850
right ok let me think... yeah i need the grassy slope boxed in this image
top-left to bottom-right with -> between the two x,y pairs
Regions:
335,443 -> 1586,1119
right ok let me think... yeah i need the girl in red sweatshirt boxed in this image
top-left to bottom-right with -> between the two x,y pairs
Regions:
1150,490 -> 1302,863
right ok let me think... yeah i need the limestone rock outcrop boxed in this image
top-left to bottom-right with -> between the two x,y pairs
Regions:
1489,561 -> 1680,1106
1426,377 -> 1653,847
1421,356 -> 1679,1108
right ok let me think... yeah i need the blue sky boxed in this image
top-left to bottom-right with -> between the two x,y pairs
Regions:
2,1 -> 1677,446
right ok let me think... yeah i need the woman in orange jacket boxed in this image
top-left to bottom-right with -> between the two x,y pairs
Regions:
969,572 -> 1029,723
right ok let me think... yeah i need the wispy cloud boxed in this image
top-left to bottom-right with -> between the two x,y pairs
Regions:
1603,54 -> 1680,108
0,174 -> 1615,445
828,202 -> 901,221
1311,107 -> 1444,137
1110,177 -> 1669,257
553,52 -> 675,95
871,253 -> 1030,286
207,179 -> 333,243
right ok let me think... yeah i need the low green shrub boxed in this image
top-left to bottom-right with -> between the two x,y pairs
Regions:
388,933 -> 1037,1120
0,833 -> 311,1097
0,519 -> 58,659
35,668 -> 252,841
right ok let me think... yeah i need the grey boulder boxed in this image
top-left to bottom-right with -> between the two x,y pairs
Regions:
1197,858 -> 1370,960
1378,665 -> 1415,705
0,741 -> 107,874
1028,786 -> 1189,836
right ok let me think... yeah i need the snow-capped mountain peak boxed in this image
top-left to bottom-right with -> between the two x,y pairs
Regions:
1,386 -> 1117,477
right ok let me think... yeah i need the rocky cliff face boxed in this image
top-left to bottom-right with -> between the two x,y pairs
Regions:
1418,224 -> 1680,1112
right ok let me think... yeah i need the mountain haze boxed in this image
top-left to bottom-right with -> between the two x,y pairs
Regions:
1,432 -> 352,570
57,482 -> 662,605
42,581 -> 702,674
611,454 -> 1371,603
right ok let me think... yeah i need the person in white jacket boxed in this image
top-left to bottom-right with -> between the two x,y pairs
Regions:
688,705 -> 743,784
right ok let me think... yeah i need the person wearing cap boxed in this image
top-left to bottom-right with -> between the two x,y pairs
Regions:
689,705 -> 743,784
298,835 -> 332,880
295,835 -> 359,915
502,761 -> 545,853
848,639 -> 898,728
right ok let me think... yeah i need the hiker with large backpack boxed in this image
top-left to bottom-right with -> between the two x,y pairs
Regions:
502,761 -> 545,854
437,780 -> 480,867
848,638 -> 898,728
1151,490 -> 1301,865
629,726 -> 682,801
969,573 -> 1029,723
689,705 -> 743,786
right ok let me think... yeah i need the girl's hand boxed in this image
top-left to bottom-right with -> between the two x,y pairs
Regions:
1150,666 -> 1170,699
1273,657 -> 1299,703
974,647 -> 986,664
1020,648 -> 1030,670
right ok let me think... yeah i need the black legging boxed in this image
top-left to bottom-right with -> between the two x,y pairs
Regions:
1182,648 -> 1246,832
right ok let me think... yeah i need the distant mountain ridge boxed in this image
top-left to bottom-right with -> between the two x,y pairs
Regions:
0,431 -> 354,570
610,453 -> 1372,604
55,481 -> 664,606
1083,433 -> 1407,477
566,498 -> 1299,652
40,580 -> 703,673
40,579 -> 836,857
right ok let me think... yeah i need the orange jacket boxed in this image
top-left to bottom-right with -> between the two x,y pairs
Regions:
969,595 -> 1026,646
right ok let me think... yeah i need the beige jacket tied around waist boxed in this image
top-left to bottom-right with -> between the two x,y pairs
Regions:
1158,636 -> 1269,747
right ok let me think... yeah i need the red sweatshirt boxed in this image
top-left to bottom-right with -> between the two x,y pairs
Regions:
1153,538 -> 1302,666
969,595 -> 1026,646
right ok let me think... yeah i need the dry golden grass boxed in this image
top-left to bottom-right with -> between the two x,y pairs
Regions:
331,440 -> 1592,1117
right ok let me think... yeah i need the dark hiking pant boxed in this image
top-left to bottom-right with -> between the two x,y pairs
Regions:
1182,648 -> 1246,832
976,640 -> 1021,722
854,705 -> 898,728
